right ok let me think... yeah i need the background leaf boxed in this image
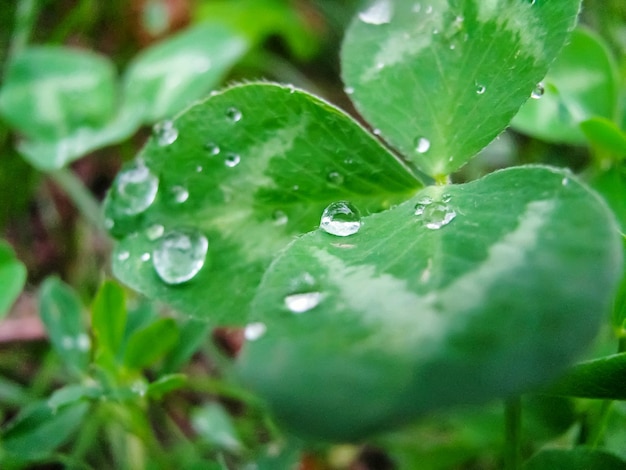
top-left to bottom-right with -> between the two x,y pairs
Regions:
512,28 -> 620,145
38,277 -> 90,375
123,318 -> 179,369
104,83 -> 420,324
341,0 -> 582,177
237,166 -> 622,440
91,280 -> 127,363
523,448 -> 626,470
0,240 -> 26,319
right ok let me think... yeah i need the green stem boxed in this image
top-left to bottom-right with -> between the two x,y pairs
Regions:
8,0 -> 39,61
49,168 -> 105,232
504,396 -> 522,470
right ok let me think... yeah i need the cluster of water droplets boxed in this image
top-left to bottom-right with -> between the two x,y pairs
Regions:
320,201 -> 362,237
414,193 -> 456,230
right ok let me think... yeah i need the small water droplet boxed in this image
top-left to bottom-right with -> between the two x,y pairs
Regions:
476,84 -> 486,95
146,224 -> 165,240
104,218 -> 114,230
76,333 -> 91,351
153,120 -> 178,146
562,177 -> 569,186
141,252 -> 151,262
327,171 -> 344,185
320,201 -> 361,237
118,250 -> 130,261
114,160 -> 159,215
287,84 -> 295,94
292,184 -> 300,191
344,86 -> 355,95
416,202 -> 456,230
376,62 -> 385,70
205,142 -> 220,155
442,193 -> 452,203
244,322 -> 267,341
196,166 -> 203,173
226,107 -> 242,122
152,229 -> 209,285
284,292 -> 323,314
224,153 -> 241,167
358,0 -> 393,25
272,210 -> 288,226
425,5 -> 433,14
414,195 -> 433,215
433,28 -> 439,35
531,82 -> 545,99
528,0 -> 536,5
170,185 -> 189,203
373,128 -> 381,135
415,137 -> 431,154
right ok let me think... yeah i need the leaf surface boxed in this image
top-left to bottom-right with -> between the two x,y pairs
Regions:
524,448 -> 626,470
0,240 -> 26,319
237,166 -> 622,440
104,83 -> 421,323
341,0 -> 582,176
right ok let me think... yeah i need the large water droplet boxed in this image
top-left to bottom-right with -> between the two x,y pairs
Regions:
358,0 -> 393,25
244,322 -> 267,341
531,82 -> 545,99
153,120 -> 178,146
152,229 -> 209,285
224,153 -> 241,167
146,224 -> 164,240
114,160 -> 159,215
170,185 -> 189,203
284,292 -> 323,314
417,202 -> 457,230
320,201 -> 361,237
205,142 -> 220,156
327,171 -> 344,185
226,107 -> 242,122
415,137 -> 431,154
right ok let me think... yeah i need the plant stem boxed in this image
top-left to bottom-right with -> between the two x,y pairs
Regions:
49,168 -> 105,232
504,396 -> 522,470
9,0 -> 39,61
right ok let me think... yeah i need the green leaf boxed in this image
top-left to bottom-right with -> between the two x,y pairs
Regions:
192,402 -> 243,453
1,400 -> 89,462
47,384 -> 102,410
122,22 -> 249,123
0,46 -> 117,142
237,166 -> 622,440
38,277 -> 90,374
512,27 -> 620,145
91,280 -> 127,361
123,318 -> 179,369
104,83 -> 420,323
161,319 -> 211,374
341,0 -> 581,177
523,448 -> 626,470
146,374 -> 187,400
0,240 -> 26,319
546,352 -> 626,400
580,117 -> 626,159
590,164 -> 626,232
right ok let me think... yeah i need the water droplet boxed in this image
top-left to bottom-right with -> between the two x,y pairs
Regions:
344,86 -> 355,95
292,184 -> 300,191
528,0 -> 536,5
196,166 -> 203,173
114,160 -> 159,215
327,171 -> 344,185
153,120 -> 178,146
205,142 -> 220,156
320,201 -> 361,237
118,250 -> 130,261
531,82 -> 545,99
104,218 -> 114,230
415,137 -> 431,154
272,210 -> 288,226
170,185 -> 189,203
141,252 -> 151,262
416,202 -> 456,230
373,128 -> 381,135
287,84 -> 295,94
226,107 -> 242,122
376,62 -> 385,70
244,322 -> 267,341
358,0 -> 393,25
476,84 -> 486,95
76,333 -> 91,351
442,193 -> 452,203
224,153 -> 241,167
414,195 -> 433,215
146,224 -> 164,240
562,177 -> 569,186
152,229 -> 209,285
425,5 -> 433,14
284,292 -> 323,314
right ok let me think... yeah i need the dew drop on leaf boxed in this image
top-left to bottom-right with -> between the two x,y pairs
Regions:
113,160 -> 159,215
415,137 -> 431,154
224,153 -> 241,167
117,250 -> 130,261
205,142 -> 220,155
153,120 -> 178,146
141,252 -> 151,262
284,292 -> 323,314
414,195 -> 434,215
244,322 -> 267,341
344,86 -> 355,95
320,201 -> 362,237
152,229 -> 208,285
358,0 -> 393,25
416,202 -> 457,230
170,185 -> 189,204
272,210 -> 288,226
146,224 -> 165,240
226,107 -> 242,122
442,193 -> 452,203
531,82 -> 545,99
327,171 -> 344,185
476,84 -> 486,95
